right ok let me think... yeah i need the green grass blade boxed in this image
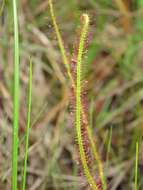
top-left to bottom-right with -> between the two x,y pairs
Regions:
22,59 -> 33,190
134,142 -> 139,190
12,0 -> 19,189
106,126 -> 112,169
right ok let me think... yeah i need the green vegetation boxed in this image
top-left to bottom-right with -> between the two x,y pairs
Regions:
22,59 -> 32,190
12,0 -> 20,189
75,14 -> 98,190
0,0 -> 143,189
134,142 -> 139,190
48,1 -> 106,188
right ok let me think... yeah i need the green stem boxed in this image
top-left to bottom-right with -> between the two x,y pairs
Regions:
22,60 -> 33,190
48,0 -> 74,86
12,0 -> 19,189
134,142 -> 139,190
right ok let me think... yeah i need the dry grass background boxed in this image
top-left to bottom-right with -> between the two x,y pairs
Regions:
1,0 -> 143,189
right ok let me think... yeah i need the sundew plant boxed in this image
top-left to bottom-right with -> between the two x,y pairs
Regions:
49,0 -> 107,189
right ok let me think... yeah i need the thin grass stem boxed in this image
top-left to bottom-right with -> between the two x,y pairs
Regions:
106,126 -> 112,169
12,0 -> 19,189
134,141 -> 139,190
22,59 -> 33,190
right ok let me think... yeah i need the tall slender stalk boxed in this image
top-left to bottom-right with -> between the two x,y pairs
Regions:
48,1 -> 106,189
134,142 -> 139,190
75,14 -> 98,190
106,126 -> 112,169
22,60 -> 33,190
49,0 -> 74,86
12,0 -> 19,189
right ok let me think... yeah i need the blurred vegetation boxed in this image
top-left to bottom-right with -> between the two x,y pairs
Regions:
1,0 -> 143,189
